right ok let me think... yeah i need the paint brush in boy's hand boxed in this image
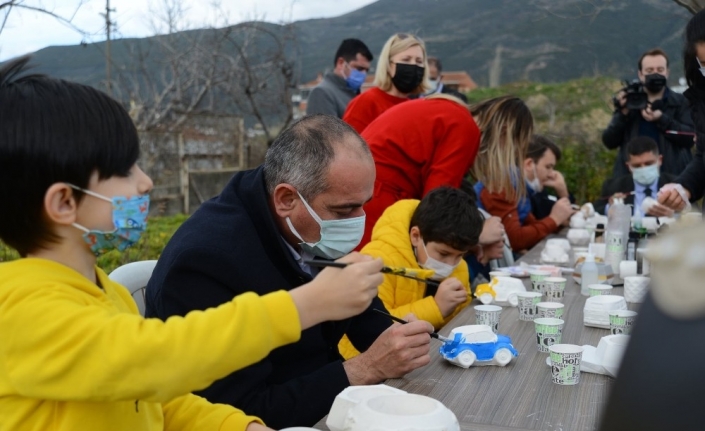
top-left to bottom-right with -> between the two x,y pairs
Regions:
372,308 -> 452,343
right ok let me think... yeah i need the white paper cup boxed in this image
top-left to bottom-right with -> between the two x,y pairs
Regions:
516,291 -> 543,321
609,310 -> 638,335
474,304 -> 502,333
624,276 -> 650,303
529,270 -> 551,292
537,301 -> 565,319
542,277 -> 566,303
549,344 -> 584,385
588,284 -> 613,297
534,318 -> 564,352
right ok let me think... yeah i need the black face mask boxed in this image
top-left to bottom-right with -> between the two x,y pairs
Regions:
391,63 -> 425,94
644,73 -> 667,93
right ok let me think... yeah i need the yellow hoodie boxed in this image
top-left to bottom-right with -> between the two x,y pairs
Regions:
0,258 -> 302,431
339,200 -> 470,359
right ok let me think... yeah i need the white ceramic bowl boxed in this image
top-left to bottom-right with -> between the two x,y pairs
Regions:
326,385 -> 407,431
345,394 -> 459,431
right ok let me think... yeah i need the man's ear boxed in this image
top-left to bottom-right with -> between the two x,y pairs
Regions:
625,160 -> 634,173
44,183 -> 79,225
335,56 -> 346,69
272,184 -> 299,218
657,154 -> 663,167
523,158 -> 534,176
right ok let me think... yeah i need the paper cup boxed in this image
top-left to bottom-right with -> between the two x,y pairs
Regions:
624,276 -> 650,303
516,291 -> 543,321
549,344 -> 584,385
534,318 -> 564,352
588,284 -> 613,297
529,270 -> 551,292
474,304 -> 502,333
537,301 -> 565,319
542,277 -> 566,303
609,310 -> 638,335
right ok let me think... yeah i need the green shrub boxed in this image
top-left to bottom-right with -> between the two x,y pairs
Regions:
0,214 -> 188,274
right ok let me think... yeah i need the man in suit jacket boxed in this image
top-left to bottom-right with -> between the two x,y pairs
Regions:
594,136 -> 676,216
145,115 -> 432,428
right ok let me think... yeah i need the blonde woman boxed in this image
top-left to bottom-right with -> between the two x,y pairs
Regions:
357,94 -> 533,248
343,33 -> 430,133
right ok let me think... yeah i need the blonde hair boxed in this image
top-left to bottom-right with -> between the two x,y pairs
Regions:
373,33 -> 430,95
469,96 -> 534,203
425,92 -> 469,109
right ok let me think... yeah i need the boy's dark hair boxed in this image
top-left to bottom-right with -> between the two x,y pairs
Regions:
333,39 -> 373,66
427,56 -> 442,73
627,136 -> 660,157
526,134 -> 561,163
409,186 -> 483,251
0,56 -> 140,256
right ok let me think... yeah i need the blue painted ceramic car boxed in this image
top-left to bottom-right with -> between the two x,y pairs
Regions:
439,325 -> 518,368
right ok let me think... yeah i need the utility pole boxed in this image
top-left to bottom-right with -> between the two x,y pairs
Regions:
101,0 -> 116,95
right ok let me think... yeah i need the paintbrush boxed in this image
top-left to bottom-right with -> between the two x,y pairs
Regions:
372,308 -> 452,343
304,260 -> 441,289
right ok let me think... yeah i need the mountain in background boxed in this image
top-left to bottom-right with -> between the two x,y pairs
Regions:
25,0 -> 691,91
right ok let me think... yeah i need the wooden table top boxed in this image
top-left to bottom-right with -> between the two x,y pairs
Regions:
315,234 -> 640,431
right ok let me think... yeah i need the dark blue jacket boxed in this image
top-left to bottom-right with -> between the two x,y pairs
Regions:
145,166 -> 391,428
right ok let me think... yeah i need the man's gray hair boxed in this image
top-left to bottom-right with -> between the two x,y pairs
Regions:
263,114 -> 371,199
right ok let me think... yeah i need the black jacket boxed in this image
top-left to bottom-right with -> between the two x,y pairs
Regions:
593,172 -> 676,215
145,166 -> 391,428
602,88 -> 694,177
677,86 -> 705,202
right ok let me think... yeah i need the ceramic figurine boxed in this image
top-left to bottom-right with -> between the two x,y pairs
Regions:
440,325 -> 518,368
474,276 -> 526,306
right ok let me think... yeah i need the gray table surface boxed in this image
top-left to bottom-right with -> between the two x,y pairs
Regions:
314,233 -> 640,431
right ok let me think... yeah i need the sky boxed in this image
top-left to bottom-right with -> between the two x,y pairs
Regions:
0,0 -> 377,61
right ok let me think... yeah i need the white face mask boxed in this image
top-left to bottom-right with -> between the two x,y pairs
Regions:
697,57 -> 705,77
526,164 -> 543,192
285,191 -> 365,259
418,239 -> 459,279
427,78 -> 439,92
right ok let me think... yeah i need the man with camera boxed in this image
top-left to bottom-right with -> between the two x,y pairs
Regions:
602,48 -> 694,178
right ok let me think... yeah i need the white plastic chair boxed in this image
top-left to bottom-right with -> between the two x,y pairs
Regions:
108,260 -> 158,316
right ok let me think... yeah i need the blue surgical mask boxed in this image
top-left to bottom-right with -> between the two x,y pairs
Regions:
427,78 -> 439,93
418,239 -> 458,280
345,65 -> 366,91
68,185 -> 150,256
631,164 -> 659,186
285,191 -> 365,259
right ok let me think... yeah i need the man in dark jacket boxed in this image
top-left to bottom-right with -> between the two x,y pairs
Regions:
145,115 -> 432,429
595,136 -> 676,216
602,48 -> 694,178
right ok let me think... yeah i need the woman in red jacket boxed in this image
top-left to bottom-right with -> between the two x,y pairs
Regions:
359,94 -> 533,247
343,33 -> 430,134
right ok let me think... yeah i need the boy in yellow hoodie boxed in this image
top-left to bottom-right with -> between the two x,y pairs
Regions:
340,187 -> 483,358
0,56 -> 385,431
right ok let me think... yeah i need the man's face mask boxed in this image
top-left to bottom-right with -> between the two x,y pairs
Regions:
631,164 -> 660,186
68,184 -> 150,257
344,63 -> 366,91
285,190 -> 365,259
644,73 -> 667,93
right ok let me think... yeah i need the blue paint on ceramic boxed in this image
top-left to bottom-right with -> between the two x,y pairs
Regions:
439,332 -> 519,361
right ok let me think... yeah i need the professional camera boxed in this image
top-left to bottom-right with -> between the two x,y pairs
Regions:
613,79 -> 648,111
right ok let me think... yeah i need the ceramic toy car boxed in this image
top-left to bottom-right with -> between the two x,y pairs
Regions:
439,325 -> 518,368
